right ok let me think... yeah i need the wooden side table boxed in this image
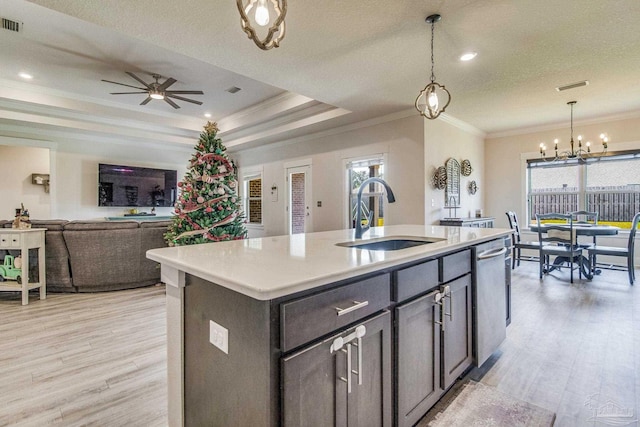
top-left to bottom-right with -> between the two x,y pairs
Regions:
0,229 -> 46,305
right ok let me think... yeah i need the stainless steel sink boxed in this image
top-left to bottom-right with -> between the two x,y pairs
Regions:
336,237 -> 444,251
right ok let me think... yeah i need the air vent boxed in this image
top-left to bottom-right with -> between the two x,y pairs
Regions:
226,86 -> 242,94
2,18 -> 22,33
555,80 -> 589,92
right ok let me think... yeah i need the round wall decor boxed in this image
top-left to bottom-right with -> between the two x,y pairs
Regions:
433,166 -> 447,189
468,180 -> 478,195
461,159 -> 473,176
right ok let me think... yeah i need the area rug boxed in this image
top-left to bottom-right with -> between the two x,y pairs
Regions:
424,381 -> 556,426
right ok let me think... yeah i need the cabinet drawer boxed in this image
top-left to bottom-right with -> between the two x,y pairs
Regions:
0,234 -> 20,248
281,274 -> 390,352
393,260 -> 438,302
440,249 -> 470,283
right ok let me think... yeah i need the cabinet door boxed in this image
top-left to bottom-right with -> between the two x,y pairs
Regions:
442,274 -> 473,389
282,311 -> 391,427
396,290 -> 443,427
282,334 -> 347,427
348,311 -> 392,427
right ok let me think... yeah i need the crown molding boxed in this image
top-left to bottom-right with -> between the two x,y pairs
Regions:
487,109 -> 640,139
437,113 -> 486,138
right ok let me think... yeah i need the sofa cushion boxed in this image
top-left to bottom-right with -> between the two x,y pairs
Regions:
63,221 -> 142,288
29,220 -> 73,289
64,220 -> 140,231
139,220 -> 171,282
29,219 -> 69,231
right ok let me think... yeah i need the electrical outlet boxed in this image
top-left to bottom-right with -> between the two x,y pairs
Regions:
431,198 -> 436,207
209,320 -> 229,354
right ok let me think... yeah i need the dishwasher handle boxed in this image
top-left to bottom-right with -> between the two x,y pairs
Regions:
477,247 -> 507,260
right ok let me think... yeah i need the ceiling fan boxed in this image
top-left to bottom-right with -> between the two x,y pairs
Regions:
101,72 -> 204,109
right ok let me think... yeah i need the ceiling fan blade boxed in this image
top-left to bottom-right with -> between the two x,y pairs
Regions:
126,71 -> 151,88
164,97 -> 180,109
101,79 -> 147,90
167,94 -> 203,105
140,96 -> 152,106
158,77 -> 177,91
110,91 -> 149,95
166,90 -> 204,95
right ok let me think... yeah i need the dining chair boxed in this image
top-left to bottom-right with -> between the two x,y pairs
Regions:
536,213 -> 584,283
587,212 -> 640,285
569,210 -> 599,244
505,211 -> 539,269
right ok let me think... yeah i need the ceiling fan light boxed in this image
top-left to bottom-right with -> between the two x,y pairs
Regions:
459,52 -> 477,61
150,90 -> 164,100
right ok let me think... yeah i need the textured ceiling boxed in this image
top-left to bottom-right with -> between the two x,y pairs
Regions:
3,0 -> 640,149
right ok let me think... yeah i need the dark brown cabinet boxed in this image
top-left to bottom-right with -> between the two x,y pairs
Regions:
179,240 -> 505,427
395,250 -> 473,427
442,274 -> 473,389
396,290 -> 443,427
282,311 -> 392,427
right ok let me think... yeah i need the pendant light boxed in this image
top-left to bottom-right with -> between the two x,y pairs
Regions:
236,0 -> 287,50
415,14 -> 451,119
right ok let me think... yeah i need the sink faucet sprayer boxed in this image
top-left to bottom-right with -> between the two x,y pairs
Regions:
355,178 -> 396,239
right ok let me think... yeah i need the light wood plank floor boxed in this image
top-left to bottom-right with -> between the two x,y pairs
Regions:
0,285 -> 168,427
465,262 -> 639,427
0,264 -> 638,426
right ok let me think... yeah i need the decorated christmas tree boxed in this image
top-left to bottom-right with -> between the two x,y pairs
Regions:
164,122 -> 247,246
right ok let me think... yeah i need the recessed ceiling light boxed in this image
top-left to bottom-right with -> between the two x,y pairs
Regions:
459,52 -> 477,61
18,72 -> 33,80
204,113 -> 212,118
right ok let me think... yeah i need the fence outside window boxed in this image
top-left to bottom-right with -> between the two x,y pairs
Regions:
527,151 -> 640,228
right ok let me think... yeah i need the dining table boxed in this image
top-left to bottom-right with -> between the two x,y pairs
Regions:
529,223 -> 620,280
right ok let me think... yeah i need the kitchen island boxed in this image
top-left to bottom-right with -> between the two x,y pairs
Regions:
147,224 -> 512,427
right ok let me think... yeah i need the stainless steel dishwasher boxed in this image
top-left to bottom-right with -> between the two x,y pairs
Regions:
472,239 -> 508,367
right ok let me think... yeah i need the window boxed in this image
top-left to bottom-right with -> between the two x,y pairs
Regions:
527,151 -> 640,228
242,172 -> 262,225
345,156 -> 386,229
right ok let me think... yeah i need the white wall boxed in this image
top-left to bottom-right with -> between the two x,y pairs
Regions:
0,142 -> 51,219
51,141 -> 191,220
424,118 -> 486,225
0,136 -> 191,220
485,114 -> 640,229
234,114 -> 426,237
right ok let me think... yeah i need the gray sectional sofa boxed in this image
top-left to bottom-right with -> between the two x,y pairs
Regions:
1,219 -> 171,292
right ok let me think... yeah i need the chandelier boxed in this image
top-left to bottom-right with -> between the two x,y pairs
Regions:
539,101 -> 608,161
236,0 -> 287,50
415,14 -> 451,120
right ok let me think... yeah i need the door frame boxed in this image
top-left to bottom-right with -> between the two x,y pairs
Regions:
342,153 -> 388,229
284,159 -> 312,235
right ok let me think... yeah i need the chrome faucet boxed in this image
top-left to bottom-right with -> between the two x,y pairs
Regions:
355,178 -> 396,239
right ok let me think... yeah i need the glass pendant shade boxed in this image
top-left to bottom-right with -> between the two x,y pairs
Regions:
237,0 -> 287,50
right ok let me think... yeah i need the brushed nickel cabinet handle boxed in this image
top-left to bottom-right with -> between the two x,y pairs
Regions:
335,300 -> 369,316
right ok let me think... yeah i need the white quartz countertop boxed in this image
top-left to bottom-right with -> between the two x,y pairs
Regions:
147,225 -> 512,300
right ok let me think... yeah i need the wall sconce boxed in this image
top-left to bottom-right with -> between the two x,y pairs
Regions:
32,173 -> 50,193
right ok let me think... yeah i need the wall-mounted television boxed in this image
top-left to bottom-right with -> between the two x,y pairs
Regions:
98,163 -> 178,207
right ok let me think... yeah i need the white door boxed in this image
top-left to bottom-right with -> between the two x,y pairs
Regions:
286,166 -> 312,234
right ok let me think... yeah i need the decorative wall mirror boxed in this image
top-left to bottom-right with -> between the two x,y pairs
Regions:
444,158 -> 460,208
